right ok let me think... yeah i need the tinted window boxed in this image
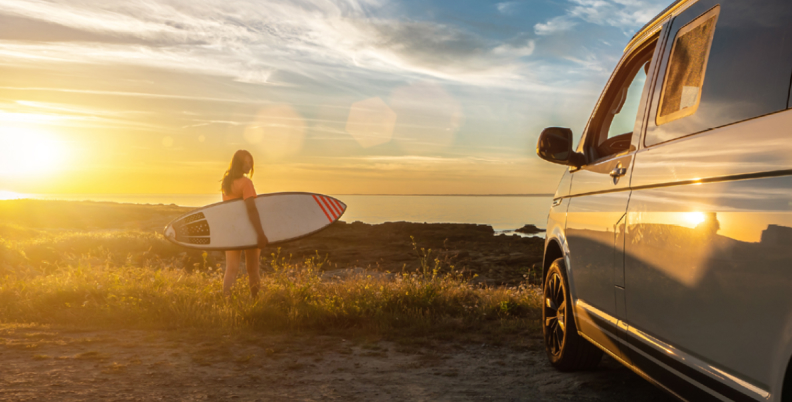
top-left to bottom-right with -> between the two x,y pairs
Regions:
657,7 -> 718,125
644,1 -> 792,147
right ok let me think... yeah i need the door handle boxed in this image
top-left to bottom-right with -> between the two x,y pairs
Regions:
609,166 -> 627,178
609,164 -> 627,185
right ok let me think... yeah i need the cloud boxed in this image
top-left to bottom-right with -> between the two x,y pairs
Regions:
0,108 -> 165,132
567,0 -> 664,28
0,85 -> 260,103
496,2 -> 519,15
359,21 -> 538,83
492,40 -> 535,57
534,0 -> 667,36
301,155 -> 526,174
14,100 -> 148,117
534,16 -> 577,36
0,0 -> 544,88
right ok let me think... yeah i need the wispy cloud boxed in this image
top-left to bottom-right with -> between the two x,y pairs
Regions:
0,86 -> 260,103
496,2 -> 519,15
0,0 -> 545,88
568,0 -> 664,28
534,16 -> 577,36
14,100 -> 149,117
534,0 -> 667,36
0,109 -> 166,132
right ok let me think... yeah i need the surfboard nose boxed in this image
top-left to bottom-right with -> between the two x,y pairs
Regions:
311,194 -> 347,223
330,196 -> 346,216
164,225 -> 175,239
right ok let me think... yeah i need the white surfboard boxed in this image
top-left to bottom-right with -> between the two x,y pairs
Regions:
163,192 -> 347,250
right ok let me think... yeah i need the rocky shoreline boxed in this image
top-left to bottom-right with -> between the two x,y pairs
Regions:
268,221 -> 545,286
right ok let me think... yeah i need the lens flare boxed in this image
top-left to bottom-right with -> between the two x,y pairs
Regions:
244,105 -> 305,160
345,97 -> 396,148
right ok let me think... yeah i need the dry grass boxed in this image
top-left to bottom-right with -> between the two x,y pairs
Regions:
0,200 -> 543,341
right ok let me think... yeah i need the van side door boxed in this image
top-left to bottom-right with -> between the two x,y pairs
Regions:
624,1 -> 792,400
564,32 -> 663,361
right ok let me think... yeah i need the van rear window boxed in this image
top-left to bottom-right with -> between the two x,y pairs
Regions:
643,1 -> 792,148
657,7 -> 719,125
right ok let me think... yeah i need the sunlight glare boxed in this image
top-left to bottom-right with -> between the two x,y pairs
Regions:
0,190 -> 26,200
0,127 -> 65,178
684,212 -> 706,226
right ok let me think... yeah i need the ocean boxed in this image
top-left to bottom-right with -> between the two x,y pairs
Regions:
14,193 -> 553,234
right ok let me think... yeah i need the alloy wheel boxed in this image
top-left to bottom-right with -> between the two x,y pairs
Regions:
544,271 -> 566,356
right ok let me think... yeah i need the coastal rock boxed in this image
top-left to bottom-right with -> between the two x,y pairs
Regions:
515,224 -> 546,234
275,221 -> 545,286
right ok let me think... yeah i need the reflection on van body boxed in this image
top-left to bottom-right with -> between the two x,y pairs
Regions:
626,177 -> 792,389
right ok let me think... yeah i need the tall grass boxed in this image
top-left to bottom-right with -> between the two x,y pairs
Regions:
0,221 -> 542,338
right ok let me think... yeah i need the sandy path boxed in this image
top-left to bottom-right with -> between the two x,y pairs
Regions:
0,326 -> 675,402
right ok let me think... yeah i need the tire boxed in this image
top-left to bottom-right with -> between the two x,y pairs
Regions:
543,257 -> 603,371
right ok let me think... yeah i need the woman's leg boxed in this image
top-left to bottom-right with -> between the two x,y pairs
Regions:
224,250 -> 241,296
244,248 -> 262,297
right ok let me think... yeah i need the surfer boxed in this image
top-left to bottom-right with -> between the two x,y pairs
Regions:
221,150 -> 269,297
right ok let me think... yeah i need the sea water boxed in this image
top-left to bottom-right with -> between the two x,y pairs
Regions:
19,193 -> 553,233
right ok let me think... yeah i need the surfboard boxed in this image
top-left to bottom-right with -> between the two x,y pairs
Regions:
163,192 -> 347,250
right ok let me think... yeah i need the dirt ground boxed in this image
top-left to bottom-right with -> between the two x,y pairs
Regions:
0,326 -> 676,402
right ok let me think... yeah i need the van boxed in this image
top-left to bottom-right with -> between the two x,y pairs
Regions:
534,0 -> 792,400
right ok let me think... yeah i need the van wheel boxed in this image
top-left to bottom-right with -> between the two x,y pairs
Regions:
543,257 -> 603,371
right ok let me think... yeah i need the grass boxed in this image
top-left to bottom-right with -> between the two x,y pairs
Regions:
0,199 -> 543,342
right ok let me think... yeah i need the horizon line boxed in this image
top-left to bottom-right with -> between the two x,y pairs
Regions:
4,192 -> 555,197
336,193 -> 554,197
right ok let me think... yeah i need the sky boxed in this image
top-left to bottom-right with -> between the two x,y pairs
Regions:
0,0 -> 672,196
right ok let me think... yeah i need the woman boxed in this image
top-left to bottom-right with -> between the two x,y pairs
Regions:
221,150 -> 268,297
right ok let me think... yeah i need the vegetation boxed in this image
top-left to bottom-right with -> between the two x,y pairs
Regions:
0,200 -> 542,340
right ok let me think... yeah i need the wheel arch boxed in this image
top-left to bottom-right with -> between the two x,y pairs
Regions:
543,238 -> 565,285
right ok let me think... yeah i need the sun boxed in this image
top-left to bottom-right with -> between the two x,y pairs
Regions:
0,127 -> 66,178
684,212 -> 706,226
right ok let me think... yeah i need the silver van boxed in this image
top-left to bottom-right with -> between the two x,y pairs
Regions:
535,0 -> 792,400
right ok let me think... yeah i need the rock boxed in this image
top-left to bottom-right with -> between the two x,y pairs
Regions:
268,221 -> 545,286
515,224 -> 546,234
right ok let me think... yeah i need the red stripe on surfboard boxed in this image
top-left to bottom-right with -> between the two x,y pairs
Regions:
320,196 -> 338,219
312,195 -> 333,223
323,196 -> 341,217
331,198 -> 345,214
329,197 -> 345,217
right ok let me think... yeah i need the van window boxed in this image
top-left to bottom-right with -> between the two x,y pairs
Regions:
606,61 -> 649,141
657,7 -> 718,125
584,39 -> 655,162
644,0 -> 792,147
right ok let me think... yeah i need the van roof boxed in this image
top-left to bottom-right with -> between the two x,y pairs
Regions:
623,0 -> 690,53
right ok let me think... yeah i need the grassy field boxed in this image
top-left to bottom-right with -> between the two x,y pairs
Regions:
0,199 -> 542,342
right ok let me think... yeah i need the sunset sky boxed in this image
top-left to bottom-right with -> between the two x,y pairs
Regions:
0,0 -> 671,196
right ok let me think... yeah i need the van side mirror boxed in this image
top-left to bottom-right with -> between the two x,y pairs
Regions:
536,127 -> 584,167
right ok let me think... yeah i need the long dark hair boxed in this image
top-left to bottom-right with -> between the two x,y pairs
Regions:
221,150 -> 254,195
